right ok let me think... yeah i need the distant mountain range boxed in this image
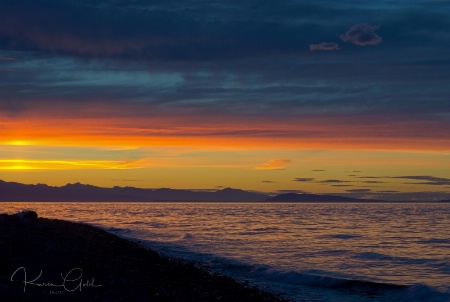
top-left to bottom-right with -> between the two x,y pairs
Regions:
0,179 -> 385,202
0,180 -> 267,202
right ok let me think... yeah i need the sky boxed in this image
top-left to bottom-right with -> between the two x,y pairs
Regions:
1,0 -> 450,201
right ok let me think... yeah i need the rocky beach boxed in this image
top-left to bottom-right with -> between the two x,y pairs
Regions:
0,212 -> 288,302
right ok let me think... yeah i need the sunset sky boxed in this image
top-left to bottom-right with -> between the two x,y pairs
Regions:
1,0 -> 450,201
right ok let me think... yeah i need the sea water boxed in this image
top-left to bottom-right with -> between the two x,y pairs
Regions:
2,202 -> 449,302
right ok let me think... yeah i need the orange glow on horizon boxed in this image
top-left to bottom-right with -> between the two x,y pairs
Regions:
5,140 -> 34,146
1,113 -> 450,152
0,159 -> 146,170
2,132 -> 450,152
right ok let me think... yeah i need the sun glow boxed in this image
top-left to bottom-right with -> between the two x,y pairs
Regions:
0,159 -> 146,170
5,140 -> 33,146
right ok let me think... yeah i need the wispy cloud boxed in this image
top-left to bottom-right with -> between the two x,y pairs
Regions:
0,56 -> 18,61
392,175 -> 450,186
255,159 -> 291,170
0,56 -> 17,71
361,180 -> 385,184
309,42 -> 340,51
293,177 -> 315,182
320,179 -> 352,184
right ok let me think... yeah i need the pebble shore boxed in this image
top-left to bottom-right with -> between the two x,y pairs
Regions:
0,212 -> 290,302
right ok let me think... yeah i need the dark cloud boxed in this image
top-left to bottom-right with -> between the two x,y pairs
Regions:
354,175 -> 450,186
312,170 -> 326,172
361,181 -> 385,184
1,1 -> 450,147
381,9 -> 450,47
5,1 -> 446,63
262,180 -> 276,183
293,178 -> 314,182
0,0 -> 334,61
0,1 -> 448,65
309,42 -> 339,51
346,188 -> 372,193
331,184 -> 353,187
340,23 -> 382,46
392,175 -> 450,186
320,179 -> 352,184
276,190 -> 308,194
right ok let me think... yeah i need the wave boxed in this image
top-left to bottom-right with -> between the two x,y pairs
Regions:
106,226 -> 132,234
105,230 -> 450,302
354,251 -> 442,266
418,238 -> 450,245
250,267 -> 450,302
139,240 -> 449,301
251,266 -> 407,291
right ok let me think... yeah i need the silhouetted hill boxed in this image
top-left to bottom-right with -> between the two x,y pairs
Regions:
0,180 -> 268,202
266,193 -> 374,202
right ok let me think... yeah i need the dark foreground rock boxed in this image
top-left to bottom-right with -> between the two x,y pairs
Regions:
0,214 -> 289,302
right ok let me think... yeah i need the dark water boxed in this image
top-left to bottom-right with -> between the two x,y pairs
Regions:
3,202 -> 450,301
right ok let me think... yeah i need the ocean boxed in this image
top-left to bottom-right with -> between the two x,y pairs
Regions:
2,202 -> 449,302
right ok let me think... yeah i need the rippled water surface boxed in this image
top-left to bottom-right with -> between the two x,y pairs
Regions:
2,202 -> 449,302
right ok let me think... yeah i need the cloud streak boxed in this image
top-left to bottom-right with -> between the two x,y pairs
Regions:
255,159 -> 291,170
320,179 -> 352,184
309,42 -> 340,51
392,175 -> 450,186
293,178 -> 315,182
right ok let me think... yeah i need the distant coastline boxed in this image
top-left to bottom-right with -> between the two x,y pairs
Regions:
1,179 -> 448,203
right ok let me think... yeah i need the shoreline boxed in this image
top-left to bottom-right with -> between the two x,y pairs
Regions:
0,213 -> 289,301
